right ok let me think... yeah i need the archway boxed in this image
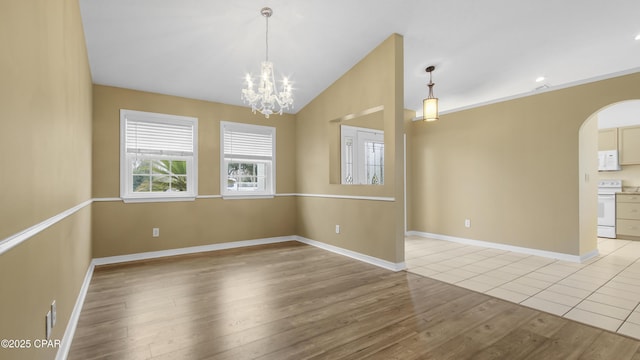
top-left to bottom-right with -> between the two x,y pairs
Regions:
578,99 -> 640,257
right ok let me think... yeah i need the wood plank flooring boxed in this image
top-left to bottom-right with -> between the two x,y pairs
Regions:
68,241 -> 640,359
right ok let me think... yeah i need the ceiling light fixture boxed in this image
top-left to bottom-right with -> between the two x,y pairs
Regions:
535,76 -> 545,82
241,7 -> 293,118
635,33 -> 640,40
423,66 -> 439,122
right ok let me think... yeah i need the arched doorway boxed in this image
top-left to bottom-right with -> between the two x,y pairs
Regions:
579,99 -> 640,256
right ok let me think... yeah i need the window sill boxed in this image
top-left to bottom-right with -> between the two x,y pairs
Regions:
121,195 -> 196,203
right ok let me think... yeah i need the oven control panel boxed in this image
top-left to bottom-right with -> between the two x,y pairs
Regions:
598,180 -> 622,188
598,179 -> 622,195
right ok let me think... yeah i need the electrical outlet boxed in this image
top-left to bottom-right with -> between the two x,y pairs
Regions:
465,219 -> 471,228
45,310 -> 52,340
335,225 -> 340,234
51,300 -> 56,327
152,228 -> 160,237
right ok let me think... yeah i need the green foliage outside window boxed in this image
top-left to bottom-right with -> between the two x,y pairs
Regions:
132,159 -> 187,192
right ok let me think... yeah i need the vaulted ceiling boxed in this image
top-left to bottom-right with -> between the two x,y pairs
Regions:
79,0 -> 640,116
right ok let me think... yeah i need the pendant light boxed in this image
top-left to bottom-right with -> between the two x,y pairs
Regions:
423,66 -> 439,121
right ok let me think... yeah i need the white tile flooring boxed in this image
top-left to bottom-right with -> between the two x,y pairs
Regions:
405,235 -> 640,340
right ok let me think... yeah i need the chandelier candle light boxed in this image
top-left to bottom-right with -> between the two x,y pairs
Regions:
241,7 -> 294,118
423,65 -> 439,121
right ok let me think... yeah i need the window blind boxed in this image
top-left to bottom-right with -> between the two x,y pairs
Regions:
222,123 -> 274,161
125,119 -> 194,156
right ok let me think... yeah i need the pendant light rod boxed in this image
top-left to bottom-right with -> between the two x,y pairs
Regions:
426,65 -> 435,96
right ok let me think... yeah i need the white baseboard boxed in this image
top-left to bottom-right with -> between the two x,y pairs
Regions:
55,261 -> 95,360
579,249 -> 600,263
91,236 -> 406,272
295,236 -> 406,272
92,236 -> 296,266
406,231 -> 599,263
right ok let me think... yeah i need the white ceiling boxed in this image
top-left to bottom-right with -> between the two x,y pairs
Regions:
79,0 -> 640,116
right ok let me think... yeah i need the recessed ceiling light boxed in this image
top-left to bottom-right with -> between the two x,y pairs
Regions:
635,33 -> 640,40
535,76 -> 545,83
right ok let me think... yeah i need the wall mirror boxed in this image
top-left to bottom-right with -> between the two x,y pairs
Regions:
329,106 -> 384,185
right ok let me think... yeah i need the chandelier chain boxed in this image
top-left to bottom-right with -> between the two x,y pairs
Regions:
265,14 -> 269,62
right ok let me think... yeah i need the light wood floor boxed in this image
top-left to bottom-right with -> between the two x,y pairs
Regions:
68,241 -> 640,359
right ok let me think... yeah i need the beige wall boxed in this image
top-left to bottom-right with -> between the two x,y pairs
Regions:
91,35 -> 407,263
0,0 -> 93,358
5,2 -> 637,355
579,113 -> 598,255
408,72 -> 640,256
91,85 -> 297,257
295,34 -> 405,263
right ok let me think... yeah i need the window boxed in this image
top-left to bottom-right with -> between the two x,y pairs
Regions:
341,125 -> 384,185
221,121 -> 275,198
120,109 -> 198,202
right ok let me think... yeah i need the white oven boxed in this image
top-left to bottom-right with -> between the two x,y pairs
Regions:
597,180 -> 621,238
598,194 -> 616,237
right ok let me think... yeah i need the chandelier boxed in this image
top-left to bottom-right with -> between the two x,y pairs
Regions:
241,7 -> 293,118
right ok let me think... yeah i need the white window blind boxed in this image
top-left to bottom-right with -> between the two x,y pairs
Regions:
220,121 -> 275,197
120,109 -> 198,202
222,122 -> 274,160
125,119 -> 194,156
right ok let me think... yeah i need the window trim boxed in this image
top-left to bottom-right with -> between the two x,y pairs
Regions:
120,109 -> 198,203
220,121 -> 276,199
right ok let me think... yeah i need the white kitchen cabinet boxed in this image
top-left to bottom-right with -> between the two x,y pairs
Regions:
619,125 -> 640,165
617,194 -> 640,240
598,128 -> 617,151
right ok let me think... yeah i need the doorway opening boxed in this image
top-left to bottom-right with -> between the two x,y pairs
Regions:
578,99 -> 640,255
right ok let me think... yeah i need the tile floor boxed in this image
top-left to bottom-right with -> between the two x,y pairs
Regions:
405,235 -> 640,339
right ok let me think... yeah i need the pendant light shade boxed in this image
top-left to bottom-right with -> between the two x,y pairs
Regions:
423,98 -> 438,122
423,66 -> 439,121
